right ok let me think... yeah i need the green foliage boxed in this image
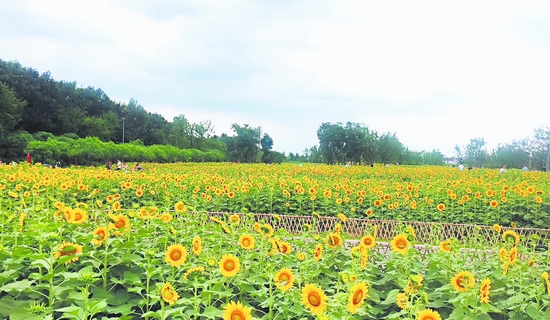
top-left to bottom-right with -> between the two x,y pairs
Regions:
24,135 -> 226,165
0,82 -> 26,139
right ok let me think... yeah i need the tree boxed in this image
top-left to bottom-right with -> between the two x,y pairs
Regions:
525,127 -> 550,171
464,138 -> 487,167
223,124 -> 261,163
378,132 -> 405,164
260,133 -> 274,163
0,82 -> 26,141
317,122 -> 346,164
490,141 -> 529,169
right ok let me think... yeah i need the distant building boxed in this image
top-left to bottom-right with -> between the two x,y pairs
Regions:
444,157 -> 459,165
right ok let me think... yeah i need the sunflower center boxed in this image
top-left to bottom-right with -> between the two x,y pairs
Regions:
74,212 -> 83,221
97,230 -> 105,239
163,289 -> 174,299
242,239 -> 250,247
396,240 -> 407,249
60,248 -> 76,256
224,260 -> 235,271
115,220 -> 125,228
170,250 -> 182,261
308,292 -> 321,306
280,273 -> 290,282
352,289 -> 364,304
230,311 -> 245,320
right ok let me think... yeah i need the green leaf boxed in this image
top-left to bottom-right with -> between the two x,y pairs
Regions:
55,304 -> 81,314
123,271 -> 142,285
88,299 -> 107,315
0,279 -> 34,292
525,303 -> 541,319
379,289 -> 399,305
202,306 -> 222,319
30,259 -> 51,270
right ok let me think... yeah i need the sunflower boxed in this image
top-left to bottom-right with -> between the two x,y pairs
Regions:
135,188 -> 144,197
313,244 -> 323,261
337,213 -> 347,222
219,254 -> 240,277
396,292 -> 408,310
192,236 -> 202,255
222,301 -> 252,320
406,226 -> 416,240
157,212 -> 172,223
109,214 -> 130,232
252,222 -> 262,233
161,282 -> 179,305
365,208 -> 374,216
493,224 -> 502,233
274,268 -> 295,291
390,234 -> 410,255
55,242 -> 83,264
490,200 -> 498,208
91,226 -> 108,246
278,241 -> 292,254
437,203 -> 445,211
508,246 -> 518,265
239,234 -> 255,250
112,201 -> 121,212
360,235 -> 376,249
450,271 -> 475,293
404,274 -> 423,295
499,247 -> 508,262
174,201 -> 187,213
479,278 -> 491,303
19,213 -> 27,228
347,282 -> 368,314
296,252 -> 306,261
68,208 -> 87,224
439,240 -> 452,252
183,266 -> 205,280
502,230 -> 520,245
417,308 -> 442,320
301,284 -> 327,316
260,224 -> 275,237
229,214 -> 241,225
502,262 -> 510,276
326,233 -> 343,249
165,244 -> 188,267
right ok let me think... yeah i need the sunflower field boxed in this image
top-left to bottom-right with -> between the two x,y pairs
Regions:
1,162 -> 550,319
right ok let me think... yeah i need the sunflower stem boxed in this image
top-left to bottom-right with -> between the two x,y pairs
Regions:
102,236 -> 110,290
193,277 -> 199,319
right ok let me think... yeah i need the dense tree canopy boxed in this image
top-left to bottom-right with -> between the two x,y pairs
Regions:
1,59 -> 548,169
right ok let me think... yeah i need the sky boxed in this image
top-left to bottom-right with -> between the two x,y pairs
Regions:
1,0 -> 550,157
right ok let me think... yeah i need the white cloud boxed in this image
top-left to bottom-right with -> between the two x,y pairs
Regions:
2,0 -> 550,157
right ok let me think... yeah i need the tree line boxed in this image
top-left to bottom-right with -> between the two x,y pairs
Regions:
1,59 -> 548,168
0,59 -> 284,165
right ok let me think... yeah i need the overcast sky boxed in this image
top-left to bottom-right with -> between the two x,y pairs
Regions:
2,1 -> 550,156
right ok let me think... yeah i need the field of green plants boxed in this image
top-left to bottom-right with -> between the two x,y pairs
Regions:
0,163 -> 549,319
